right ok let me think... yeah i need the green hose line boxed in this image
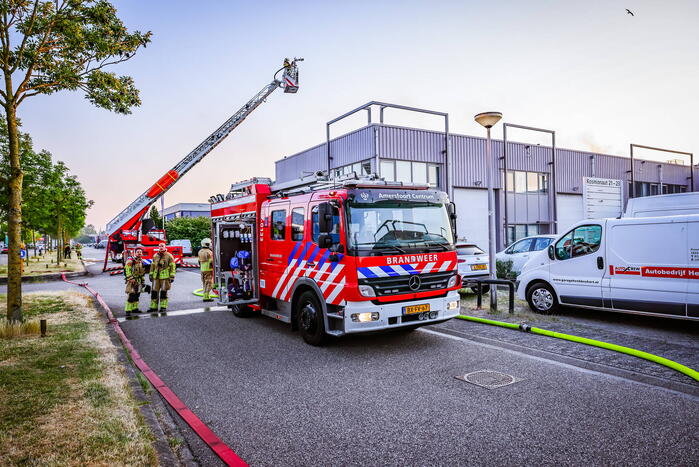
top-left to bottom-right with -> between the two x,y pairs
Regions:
456,314 -> 521,331
192,288 -> 219,298
456,314 -> 699,383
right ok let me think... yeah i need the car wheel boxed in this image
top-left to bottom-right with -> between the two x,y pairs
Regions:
526,282 -> 559,314
230,304 -> 252,317
470,284 -> 490,294
296,291 -> 327,346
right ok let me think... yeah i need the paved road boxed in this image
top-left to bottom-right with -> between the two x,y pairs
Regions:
4,247 -> 698,465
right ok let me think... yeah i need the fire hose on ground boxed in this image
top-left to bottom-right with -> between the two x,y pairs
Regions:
62,274 -> 247,466
456,314 -> 699,383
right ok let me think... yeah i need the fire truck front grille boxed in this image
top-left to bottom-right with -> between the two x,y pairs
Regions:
360,271 -> 455,296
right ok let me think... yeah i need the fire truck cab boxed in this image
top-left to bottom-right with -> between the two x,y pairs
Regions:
209,174 -> 462,345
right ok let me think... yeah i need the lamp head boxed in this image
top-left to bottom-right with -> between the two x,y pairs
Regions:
474,112 -> 503,129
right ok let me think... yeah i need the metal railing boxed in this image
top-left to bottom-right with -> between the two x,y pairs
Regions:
468,279 -> 516,313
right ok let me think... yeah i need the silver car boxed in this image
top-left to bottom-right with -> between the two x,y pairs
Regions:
496,235 -> 557,274
456,243 -> 491,293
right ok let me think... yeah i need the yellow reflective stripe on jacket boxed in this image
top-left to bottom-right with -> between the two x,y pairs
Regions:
200,261 -> 212,272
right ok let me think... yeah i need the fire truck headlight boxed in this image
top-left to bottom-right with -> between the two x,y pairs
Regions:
351,312 -> 380,322
446,300 -> 460,311
358,285 -> 376,297
447,275 -> 459,288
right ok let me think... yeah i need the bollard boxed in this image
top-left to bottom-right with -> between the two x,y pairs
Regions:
40,319 -> 47,337
476,282 -> 483,309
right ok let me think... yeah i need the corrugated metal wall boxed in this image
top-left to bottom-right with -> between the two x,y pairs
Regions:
378,125 -> 447,164
275,126 -> 375,182
275,143 -> 326,182
275,123 -> 696,194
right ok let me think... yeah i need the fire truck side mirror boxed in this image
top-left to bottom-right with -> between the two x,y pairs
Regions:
318,202 -> 334,233
318,234 -> 333,249
447,202 -> 457,239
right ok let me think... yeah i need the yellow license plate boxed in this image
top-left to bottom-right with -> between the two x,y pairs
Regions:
471,264 -> 487,271
403,304 -> 430,315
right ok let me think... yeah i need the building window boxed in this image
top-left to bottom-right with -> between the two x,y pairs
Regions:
271,209 -> 286,240
380,160 -> 395,181
396,160 -> 411,182
630,181 -> 687,197
291,207 -> 304,241
333,159 -> 373,179
379,160 -> 440,187
506,170 -> 548,193
506,223 -> 540,244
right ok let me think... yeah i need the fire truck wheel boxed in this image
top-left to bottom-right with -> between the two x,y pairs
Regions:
296,291 -> 327,346
230,304 -> 252,317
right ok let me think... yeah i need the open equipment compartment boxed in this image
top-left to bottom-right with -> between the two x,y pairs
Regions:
214,219 -> 258,306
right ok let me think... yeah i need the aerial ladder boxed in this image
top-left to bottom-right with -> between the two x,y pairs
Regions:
103,58 -> 303,272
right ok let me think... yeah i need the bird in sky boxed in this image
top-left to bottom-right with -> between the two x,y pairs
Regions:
626,9 -> 634,16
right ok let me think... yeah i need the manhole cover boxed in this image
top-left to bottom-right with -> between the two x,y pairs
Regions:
455,370 -> 519,389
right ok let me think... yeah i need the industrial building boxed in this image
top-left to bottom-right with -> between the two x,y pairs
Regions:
275,102 -> 697,251
162,203 -> 210,221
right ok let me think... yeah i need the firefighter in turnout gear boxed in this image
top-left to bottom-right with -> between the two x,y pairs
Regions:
198,238 -> 214,302
125,248 -> 146,313
149,243 -> 176,311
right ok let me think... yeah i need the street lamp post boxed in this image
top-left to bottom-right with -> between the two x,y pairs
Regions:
474,111 -> 502,312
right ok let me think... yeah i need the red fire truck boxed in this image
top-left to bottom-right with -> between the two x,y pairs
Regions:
209,173 -> 462,345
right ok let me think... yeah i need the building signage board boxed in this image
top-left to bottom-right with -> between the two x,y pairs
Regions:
582,177 -> 623,219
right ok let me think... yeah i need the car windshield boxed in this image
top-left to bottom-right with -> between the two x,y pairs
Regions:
457,245 -> 484,255
532,237 -> 553,250
347,200 -> 454,256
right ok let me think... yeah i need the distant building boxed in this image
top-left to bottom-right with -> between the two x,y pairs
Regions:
162,203 -> 210,221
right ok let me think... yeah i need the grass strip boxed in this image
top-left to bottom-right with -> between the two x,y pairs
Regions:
0,292 -> 157,465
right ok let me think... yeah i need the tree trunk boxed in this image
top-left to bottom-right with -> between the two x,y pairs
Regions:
5,106 -> 23,322
56,216 -> 63,263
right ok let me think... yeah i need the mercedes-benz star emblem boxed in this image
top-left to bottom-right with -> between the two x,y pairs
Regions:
408,275 -> 421,291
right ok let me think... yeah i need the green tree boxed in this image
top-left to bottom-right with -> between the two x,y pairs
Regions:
149,205 -> 163,229
164,217 -> 211,252
0,1 -> 151,321
43,160 -> 92,262
81,224 -> 97,236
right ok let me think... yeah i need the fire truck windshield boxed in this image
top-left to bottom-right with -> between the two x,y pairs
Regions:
346,200 -> 455,256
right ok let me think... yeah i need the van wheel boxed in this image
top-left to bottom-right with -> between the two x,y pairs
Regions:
296,291 -> 327,346
230,304 -> 252,318
526,282 -> 558,314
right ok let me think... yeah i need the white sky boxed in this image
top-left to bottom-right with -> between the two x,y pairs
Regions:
18,0 -> 699,228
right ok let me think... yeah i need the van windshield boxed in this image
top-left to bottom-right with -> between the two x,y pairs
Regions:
346,200 -> 454,256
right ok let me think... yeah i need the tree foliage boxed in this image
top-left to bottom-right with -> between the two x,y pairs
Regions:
0,0 -> 152,112
165,217 -> 211,251
0,117 -> 92,255
148,205 -> 162,228
0,0 -> 150,321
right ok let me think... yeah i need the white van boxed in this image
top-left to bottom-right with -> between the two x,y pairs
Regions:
170,239 -> 192,256
517,214 -> 699,320
624,192 -> 699,218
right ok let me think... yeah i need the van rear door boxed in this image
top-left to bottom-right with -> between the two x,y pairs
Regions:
549,222 -> 606,307
687,218 -> 699,318
606,217 -> 687,317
